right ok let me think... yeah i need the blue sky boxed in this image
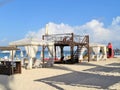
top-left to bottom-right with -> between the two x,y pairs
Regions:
0,0 -> 120,48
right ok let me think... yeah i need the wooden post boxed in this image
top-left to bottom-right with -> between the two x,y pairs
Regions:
55,45 -> 56,60
71,33 -> 74,63
11,50 -> 14,74
71,33 -> 74,41
12,50 -> 14,61
60,46 -> 64,61
86,35 -> 90,62
42,46 -> 44,65
42,35 -> 45,66
70,45 -> 74,63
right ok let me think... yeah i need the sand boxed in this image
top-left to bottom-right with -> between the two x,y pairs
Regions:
0,58 -> 120,90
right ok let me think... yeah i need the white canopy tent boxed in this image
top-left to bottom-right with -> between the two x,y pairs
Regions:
9,38 -> 55,69
9,38 -> 44,46
78,43 -> 107,61
89,43 -> 107,61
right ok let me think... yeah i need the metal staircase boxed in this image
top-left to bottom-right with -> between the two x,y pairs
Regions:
73,36 -> 88,61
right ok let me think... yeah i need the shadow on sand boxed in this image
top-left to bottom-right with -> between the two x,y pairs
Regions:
51,62 -> 100,71
34,62 -> 120,89
107,62 -> 120,66
34,71 -> 120,89
75,62 -> 100,66
84,63 -> 120,73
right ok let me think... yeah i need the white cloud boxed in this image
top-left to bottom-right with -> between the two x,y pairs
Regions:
112,16 -> 120,26
26,17 -> 120,48
109,16 -> 120,48
76,20 -> 112,43
25,22 -> 74,39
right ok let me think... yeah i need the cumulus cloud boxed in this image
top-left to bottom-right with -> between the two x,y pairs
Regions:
108,16 -> 120,48
25,22 -> 74,39
112,16 -> 120,26
26,16 -> 120,48
76,20 -> 112,43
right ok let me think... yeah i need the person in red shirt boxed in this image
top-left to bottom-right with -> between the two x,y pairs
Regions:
107,42 -> 114,58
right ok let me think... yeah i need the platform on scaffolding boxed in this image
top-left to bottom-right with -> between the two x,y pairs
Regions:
42,33 -> 90,64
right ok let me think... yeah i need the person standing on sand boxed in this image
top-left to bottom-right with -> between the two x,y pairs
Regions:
107,42 -> 113,58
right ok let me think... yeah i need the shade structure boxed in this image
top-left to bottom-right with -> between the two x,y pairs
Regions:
9,38 -> 55,69
0,46 -> 19,50
9,38 -> 54,46
89,43 -> 107,61
0,46 -> 19,60
9,38 -> 55,58
9,38 -> 41,46
25,46 -> 38,58
90,43 -> 106,47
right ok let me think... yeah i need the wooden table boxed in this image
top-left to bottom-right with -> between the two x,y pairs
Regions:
0,60 -> 21,75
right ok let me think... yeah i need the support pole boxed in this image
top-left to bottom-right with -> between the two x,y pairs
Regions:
86,35 -> 90,62
55,45 -> 56,60
42,35 -> 45,67
70,45 -> 74,63
70,33 -> 74,63
42,45 -> 44,65
60,46 -> 64,62
11,50 -> 14,74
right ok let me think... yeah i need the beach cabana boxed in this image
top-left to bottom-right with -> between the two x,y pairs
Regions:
89,43 -> 107,61
0,46 -> 21,75
9,38 -> 55,69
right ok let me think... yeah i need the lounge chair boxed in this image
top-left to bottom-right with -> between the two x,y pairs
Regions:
32,59 -> 42,68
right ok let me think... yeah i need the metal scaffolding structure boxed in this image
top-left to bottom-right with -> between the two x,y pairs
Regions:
42,33 -> 90,64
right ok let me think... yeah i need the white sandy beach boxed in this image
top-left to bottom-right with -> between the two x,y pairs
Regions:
0,58 -> 120,90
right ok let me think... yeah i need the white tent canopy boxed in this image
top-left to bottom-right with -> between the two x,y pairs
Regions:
9,38 -> 55,69
9,38 -> 54,46
89,43 -> 107,61
90,43 -> 106,47
78,43 -> 107,61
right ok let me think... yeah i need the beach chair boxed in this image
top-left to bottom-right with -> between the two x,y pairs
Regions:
41,58 -> 53,68
32,58 -> 42,68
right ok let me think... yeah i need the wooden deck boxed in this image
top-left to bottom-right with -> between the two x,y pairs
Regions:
42,33 -> 90,64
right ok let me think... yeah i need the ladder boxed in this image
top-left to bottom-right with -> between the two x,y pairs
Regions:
73,36 -> 87,60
